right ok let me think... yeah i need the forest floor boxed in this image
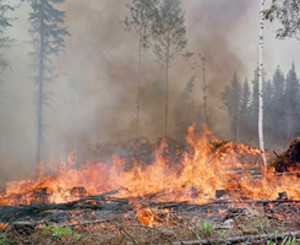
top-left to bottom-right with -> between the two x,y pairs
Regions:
1,204 -> 299,245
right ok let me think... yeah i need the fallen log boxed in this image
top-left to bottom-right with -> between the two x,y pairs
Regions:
173,230 -> 300,245
66,189 -> 119,205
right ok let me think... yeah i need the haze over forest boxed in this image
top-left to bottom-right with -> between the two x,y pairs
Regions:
1,0 -> 300,181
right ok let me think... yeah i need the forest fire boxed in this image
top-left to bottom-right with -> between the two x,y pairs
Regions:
0,125 -> 299,207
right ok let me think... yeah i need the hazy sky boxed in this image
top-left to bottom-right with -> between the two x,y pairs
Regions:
1,0 -> 300,181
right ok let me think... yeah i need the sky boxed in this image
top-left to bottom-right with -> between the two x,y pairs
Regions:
1,0 -> 300,181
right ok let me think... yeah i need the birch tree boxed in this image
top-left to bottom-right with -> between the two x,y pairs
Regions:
124,0 -> 158,135
265,0 -> 300,40
258,0 -> 267,170
152,0 -> 188,137
27,0 -> 69,163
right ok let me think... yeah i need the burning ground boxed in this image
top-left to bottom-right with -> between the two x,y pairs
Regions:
0,125 -> 299,244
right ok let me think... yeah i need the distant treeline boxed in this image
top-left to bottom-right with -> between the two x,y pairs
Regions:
222,63 -> 300,148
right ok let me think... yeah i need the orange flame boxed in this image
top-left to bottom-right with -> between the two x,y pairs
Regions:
137,207 -> 161,227
0,125 -> 299,206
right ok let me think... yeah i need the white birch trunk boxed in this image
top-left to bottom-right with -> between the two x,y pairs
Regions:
258,0 -> 267,170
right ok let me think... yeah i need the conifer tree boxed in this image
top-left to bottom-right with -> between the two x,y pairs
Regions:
250,68 -> 259,133
284,62 -> 299,138
0,1 -> 14,73
221,72 -> 241,140
271,66 -> 285,140
240,79 -> 250,140
263,79 -> 274,145
26,0 -> 69,163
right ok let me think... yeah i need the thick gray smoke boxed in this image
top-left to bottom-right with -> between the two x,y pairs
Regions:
0,0 -> 300,182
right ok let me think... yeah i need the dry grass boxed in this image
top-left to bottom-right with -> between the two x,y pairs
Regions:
0,206 -> 299,244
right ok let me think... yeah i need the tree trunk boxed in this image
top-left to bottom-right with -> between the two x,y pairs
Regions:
136,24 -> 143,136
164,56 -> 169,137
36,1 -> 45,164
202,56 -> 208,127
164,35 -> 171,138
258,0 -> 267,170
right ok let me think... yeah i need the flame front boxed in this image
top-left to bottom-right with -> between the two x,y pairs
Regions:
0,125 -> 299,206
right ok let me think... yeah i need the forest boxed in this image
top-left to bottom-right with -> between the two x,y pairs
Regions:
0,0 -> 299,244
0,0 -> 299,174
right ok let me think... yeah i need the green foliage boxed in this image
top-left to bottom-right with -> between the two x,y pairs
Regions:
250,218 -> 270,231
151,0 -> 187,64
43,226 -> 82,239
0,234 -> 12,245
28,0 -> 70,75
124,0 -> 158,49
23,0 -> 70,162
266,230 -> 300,245
193,220 -> 214,239
265,0 -> 300,40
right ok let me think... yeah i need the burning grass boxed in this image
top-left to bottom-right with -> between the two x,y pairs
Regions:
0,125 -> 299,206
0,125 -> 299,244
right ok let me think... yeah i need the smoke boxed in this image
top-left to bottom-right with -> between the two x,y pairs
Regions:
1,0 -> 300,182
59,0 -> 255,144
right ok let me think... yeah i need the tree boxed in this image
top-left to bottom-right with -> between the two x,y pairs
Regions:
271,66 -> 285,140
0,1 -> 14,73
199,54 -> 208,127
151,0 -> 188,137
265,0 -> 300,40
175,76 -> 195,137
250,68 -> 259,131
263,79 -> 274,145
124,0 -> 158,135
26,0 -> 69,163
240,78 -> 251,140
284,62 -> 299,138
258,0 -> 267,170
221,72 -> 241,140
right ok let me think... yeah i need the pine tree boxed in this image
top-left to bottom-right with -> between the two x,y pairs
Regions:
124,0 -> 158,135
0,1 -> 14,73
250,68 -> 259,134
221,72 -> 241,140
263,79 -> 274,145
240,78 -> 250,141
26,0 -> 69,163
271,66 -> 285,140
151,0 -> 188,137
284,62 -> 299,139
